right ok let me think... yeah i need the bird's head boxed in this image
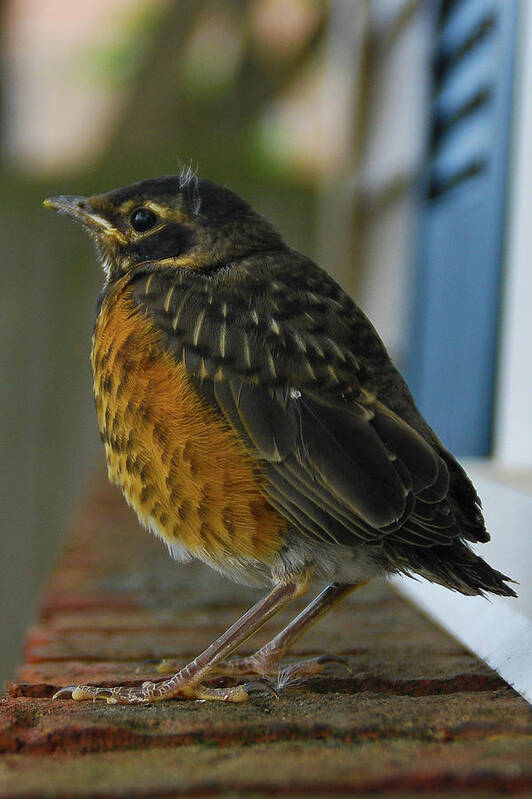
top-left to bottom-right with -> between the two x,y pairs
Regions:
44,172 -> 285,280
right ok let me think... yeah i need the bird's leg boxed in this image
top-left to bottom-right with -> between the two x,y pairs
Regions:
211,582 -> 365,681
53,577 -> 310,705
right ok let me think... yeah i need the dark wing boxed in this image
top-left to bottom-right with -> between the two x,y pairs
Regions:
208,378 -> 458,549
129,256 -> 486,550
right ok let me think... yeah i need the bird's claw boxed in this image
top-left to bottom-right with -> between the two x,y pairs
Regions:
315,654 -> 352,673
241,676 -> 279,700
53,681 -> 156,704
51,675 -> 277,704
52,685 -> 78,701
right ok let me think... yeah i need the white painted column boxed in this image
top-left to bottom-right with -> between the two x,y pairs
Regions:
495,0 -> 532,465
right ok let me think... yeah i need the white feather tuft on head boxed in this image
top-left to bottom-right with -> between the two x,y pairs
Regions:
178,161 -> 201,215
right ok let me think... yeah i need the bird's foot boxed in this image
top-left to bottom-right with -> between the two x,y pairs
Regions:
155,652 -> 349,688
211,653 -> 350,686
52,674 -> 277,705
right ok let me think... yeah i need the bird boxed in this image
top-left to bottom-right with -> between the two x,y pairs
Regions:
44,171 -> 516,705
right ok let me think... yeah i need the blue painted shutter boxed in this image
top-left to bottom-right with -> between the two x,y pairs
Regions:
408,0 -> 517,455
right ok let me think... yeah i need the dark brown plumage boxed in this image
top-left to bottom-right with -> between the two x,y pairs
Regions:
43,173 -> 516,705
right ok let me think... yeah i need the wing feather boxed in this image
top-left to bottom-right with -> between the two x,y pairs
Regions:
129,263 -> 482,551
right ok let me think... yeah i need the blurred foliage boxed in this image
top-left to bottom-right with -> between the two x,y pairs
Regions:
77,1 -> 170,89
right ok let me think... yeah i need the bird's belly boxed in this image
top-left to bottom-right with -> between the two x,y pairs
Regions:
91,286 -> 286,572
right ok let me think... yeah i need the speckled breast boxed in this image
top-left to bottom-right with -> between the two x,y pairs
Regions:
91,278 -> 286,572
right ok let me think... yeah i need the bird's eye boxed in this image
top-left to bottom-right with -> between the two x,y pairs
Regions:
130,207 -> 157,232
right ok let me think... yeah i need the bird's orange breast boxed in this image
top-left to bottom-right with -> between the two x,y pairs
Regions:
91,279 -> 286,570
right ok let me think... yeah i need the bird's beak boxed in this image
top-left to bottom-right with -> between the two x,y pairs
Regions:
43,195 -> 127,242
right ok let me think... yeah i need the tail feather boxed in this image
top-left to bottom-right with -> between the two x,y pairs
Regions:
386,541 -> 517,597
436,447 -> 490,544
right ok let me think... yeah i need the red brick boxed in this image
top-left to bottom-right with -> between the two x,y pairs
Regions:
12,650 -> 495,697
1,476 -> 531,797
23,603 -> 463,665
0,738 -> 531,797
1,688 -> 530,756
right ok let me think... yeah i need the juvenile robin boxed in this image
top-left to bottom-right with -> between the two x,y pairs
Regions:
44,172 -> 516,705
